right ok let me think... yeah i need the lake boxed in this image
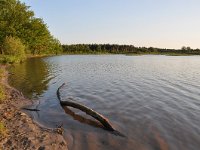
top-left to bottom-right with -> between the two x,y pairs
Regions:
9,55 -> 200,150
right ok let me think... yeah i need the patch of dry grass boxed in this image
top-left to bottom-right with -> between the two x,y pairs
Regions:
0,69 -> 3,78
0,68 -> 6,103
0,122 -> 7,138
0,85 -> 5,103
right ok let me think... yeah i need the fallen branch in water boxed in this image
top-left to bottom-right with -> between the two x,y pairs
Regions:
22,108 -> 40,111
57,83 -> 115,131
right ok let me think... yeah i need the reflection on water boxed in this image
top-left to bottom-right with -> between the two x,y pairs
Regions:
9,58 -> 50,99
9,55 -> 200,150
63,106 -> 104,129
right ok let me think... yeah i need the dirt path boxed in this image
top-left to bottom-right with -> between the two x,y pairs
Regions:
0,65 -> 68,150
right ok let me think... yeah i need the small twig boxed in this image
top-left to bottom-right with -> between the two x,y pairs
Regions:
22,108 -> 40,111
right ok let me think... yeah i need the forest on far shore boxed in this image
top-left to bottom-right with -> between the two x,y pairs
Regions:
62,44 -> 200,55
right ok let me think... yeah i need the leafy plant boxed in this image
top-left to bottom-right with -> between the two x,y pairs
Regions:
3,36 -> 25,56
2,36 -> 26,63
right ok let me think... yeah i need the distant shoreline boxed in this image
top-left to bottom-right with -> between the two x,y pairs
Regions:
62,44 -> 200,56
60,52 -> 199,56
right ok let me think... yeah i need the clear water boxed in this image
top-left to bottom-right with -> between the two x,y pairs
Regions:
9,55 -> 200,150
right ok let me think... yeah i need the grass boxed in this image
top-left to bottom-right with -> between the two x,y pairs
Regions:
0,68 -> 3,78
0,68 -> 7,138
0,122 -> 7,138
0,66 -> 8,141
0,85 -> 5,103
0,68 -> 6,103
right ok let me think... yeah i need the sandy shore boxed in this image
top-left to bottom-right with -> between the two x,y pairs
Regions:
0,65 -> 68,150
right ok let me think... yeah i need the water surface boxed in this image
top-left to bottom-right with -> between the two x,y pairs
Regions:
9,55 -> 200,150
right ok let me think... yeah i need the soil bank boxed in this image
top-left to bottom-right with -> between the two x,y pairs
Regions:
0,65 -> 68,150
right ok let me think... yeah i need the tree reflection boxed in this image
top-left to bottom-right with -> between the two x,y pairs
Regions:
9,58 -> 50,99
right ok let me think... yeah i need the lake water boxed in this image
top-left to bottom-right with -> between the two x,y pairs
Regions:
9,55 -> 200,150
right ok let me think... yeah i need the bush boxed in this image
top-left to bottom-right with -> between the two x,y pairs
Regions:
2,36 -> 26,62
0,55 -> 23,64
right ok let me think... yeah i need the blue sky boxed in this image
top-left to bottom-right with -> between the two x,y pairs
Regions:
21,0 -> 200,49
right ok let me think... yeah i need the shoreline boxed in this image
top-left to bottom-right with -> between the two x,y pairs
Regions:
0,65 -> 68,150
27,53 -> 200,58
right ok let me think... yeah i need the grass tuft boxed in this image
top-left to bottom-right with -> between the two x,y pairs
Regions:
0,122 -> 7,138
0,68 -> 6,103
0,85 -> 5,103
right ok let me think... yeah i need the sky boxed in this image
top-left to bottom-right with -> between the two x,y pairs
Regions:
20,0 -> 200,49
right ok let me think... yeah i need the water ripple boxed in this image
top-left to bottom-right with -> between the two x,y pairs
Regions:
9,55 -> 200,150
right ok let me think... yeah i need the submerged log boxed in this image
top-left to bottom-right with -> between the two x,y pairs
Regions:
57,83 -> 115,131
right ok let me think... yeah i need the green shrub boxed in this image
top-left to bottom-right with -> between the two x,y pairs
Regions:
2,36 -> 26,63
0,55 -> 24,64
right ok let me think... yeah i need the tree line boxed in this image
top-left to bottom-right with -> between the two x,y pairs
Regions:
0,0 -> 62,63
62,44 -> 200,55
1,0 -> 200,64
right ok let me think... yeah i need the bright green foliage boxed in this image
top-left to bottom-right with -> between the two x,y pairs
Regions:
0,55 -> 23,64
2,36 -> 25,63
24,18 -> 51,54
0,0 -> 62,56
48,37 -> 63,54
0,0 -> 34,45
3,36 -> 25,57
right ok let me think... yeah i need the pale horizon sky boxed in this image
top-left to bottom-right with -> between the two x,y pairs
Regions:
21,0 -> 200,49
